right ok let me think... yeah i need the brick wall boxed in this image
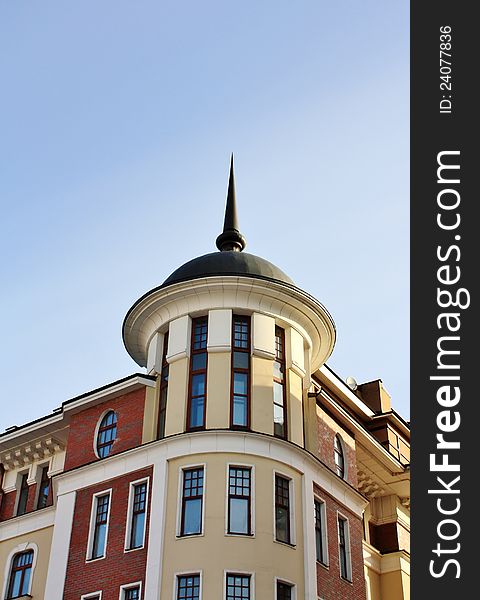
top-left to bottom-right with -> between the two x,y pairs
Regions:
64,466 -> 153,600
64,388 -> 146,471
314,483 -> 366,600
0,489 -> 16,520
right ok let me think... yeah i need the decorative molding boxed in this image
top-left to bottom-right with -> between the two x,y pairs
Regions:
1,436 -> 65,472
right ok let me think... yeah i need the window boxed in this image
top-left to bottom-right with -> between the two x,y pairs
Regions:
176,574 -> 200,600
187,318 -> 208,430
276,581 -> 293,600
228,466 -> 251,535
89,493 -> 111,559
96,411 -> 117,458
338,516 -> 352,581
226,574 -> 251,600
273,326 -> 287,439
127,481 -> 148,550
231,316 -> 250,428
16,473 -> 29,516
275,474 -> 291,544
37,465 -> 50,509
180,467 -> 204,536
158,332 -> 169,439
6,550 -> 33,598
81,594 -> 101,600
314,499 -> 328,565
334,435 -> 345,479
121,584 -> 141,600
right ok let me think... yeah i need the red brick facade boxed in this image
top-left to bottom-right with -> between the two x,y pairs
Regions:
64,388 -> 146,471
64,466 -> 153,600
314,484 -> 367,600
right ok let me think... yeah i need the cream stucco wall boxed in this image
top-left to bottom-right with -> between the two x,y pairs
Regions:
206,352 -> 231,429
161,453 -> 305,599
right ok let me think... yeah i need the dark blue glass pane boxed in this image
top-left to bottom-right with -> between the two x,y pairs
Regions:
132,512 -> 145,548
233,396 -> 247,426
183,498 -> 202,534
191,374 -> 205,396
192,352 -> 207,371
233,351 -> 249,369
233,372 -> 247,395
190,396 -> 205,428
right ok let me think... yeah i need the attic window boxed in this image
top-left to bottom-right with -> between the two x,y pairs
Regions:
334,435 -> 345,479
96,411 -> 117,458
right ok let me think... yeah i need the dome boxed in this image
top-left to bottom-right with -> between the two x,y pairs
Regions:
161,250 -> 294,288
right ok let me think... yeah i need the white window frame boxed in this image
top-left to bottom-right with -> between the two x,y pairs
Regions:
274,576 -> 296,600
224,569 -> 255,600
225,462 -> 255,537
176,463 -> 206,538
81,592 -> 103,600
33,460 -> 52,509
119,580 -> 142,600
93,408 -> 117,459
173,570 -> 203,600
1,542 -> 38,600
314,494 -> 329,567
86,488 -> 113,562
272,470 -> 296,546
337,511 -> 353,582
124,477 -> 150,552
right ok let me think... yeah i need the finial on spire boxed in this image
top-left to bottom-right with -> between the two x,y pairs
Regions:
216,154 -> 247,252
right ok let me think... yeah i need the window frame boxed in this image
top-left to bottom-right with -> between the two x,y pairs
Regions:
224,570 -> 254,600
124,477 -> 150,552
230,315 -> 251,430
5,549 -> 34,599
94,409 -> 118,459
274,577 -> 296,600
314,495 -> 329,567
81,593 -> 103,600
177,464 -> 206,538
186,317 -> 208,432
174,571 -> 202,600
86,489 -> 112,562
273,471 -> 295,546
36,464 -> 51,510
158,331 -> 169,439
334,434 -> 346,479
273,326 -> 288,440
337,512 -> 353,582
119,581 -> 142,600
225,463 -> 254,536
14,471 -> 30,517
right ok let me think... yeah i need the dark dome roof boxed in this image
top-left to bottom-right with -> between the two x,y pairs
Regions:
161,251 -> 294,288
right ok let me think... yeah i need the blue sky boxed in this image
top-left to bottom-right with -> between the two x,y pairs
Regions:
0,0 -> 409,429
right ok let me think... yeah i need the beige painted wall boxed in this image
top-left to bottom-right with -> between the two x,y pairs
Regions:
206,352 -> 231,429
161,453 -> 305,598
0,526 -> 52,599
288,370 -> 304,447
251,356 -> 274,435
165,357 -> 190,436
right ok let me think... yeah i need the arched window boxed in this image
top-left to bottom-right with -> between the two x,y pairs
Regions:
334,435 -> 345,479
6,550 -> 34,598
96,411 -> 117,458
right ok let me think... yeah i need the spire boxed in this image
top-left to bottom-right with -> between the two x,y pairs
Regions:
216,154 -> 247,252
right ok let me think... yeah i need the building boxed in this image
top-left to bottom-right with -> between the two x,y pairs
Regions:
0,159 -> 410,600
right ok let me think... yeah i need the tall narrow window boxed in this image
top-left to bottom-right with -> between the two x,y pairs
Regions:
314,499 -> 328,565
228,466 -> 251,535
231,316 -> 250,428
16,473 -> 29,516
180,467 -> 204,536
277,581 -> 293,600
275,474 -> 291,544
96,411 -> 117,458
274,326 -> 287,439
6,550 -> 33,598
226,574 -> 251,600
338,516 -> 352,581
158,332 -> 169,439
187,318 -> 208,430
177,574 -> 200,600
91,493 -> 110,559
37,466 -> 50,509
334,435 -> 345,479
128,481 -> 147,549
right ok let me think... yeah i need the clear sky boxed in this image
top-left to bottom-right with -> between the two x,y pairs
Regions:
0,0 -> 409,430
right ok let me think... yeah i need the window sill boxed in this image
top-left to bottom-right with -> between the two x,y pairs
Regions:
316,560 -> 329,570
273,539 -> 296,549
124,545 -> 145,553
176,532 -> 205,540
85,555 -> 106,563
225,532 -> 255,538
340,576 -> 353,585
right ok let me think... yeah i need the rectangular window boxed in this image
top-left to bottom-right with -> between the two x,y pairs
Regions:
226,573 -> 251,600
315,499 -> 328,565
90,493 -> 110,559
37,466 -> 50,509
277,581 -> 293,600
16,473 -> 29,516
177,574 -> 200,600
228,466 -> 251,535
231,315 -> 250,428
187,318 -> 208,430
338,516 -> 352,581
122,585 -> 141,600
127,481 -> 148,550
275,474 -> 291,544
158,331 -> 169,439
273,326 -> 287,439
180,467 -> 204,536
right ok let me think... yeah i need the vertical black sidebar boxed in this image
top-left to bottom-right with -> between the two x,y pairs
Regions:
411,2 -> 477,597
